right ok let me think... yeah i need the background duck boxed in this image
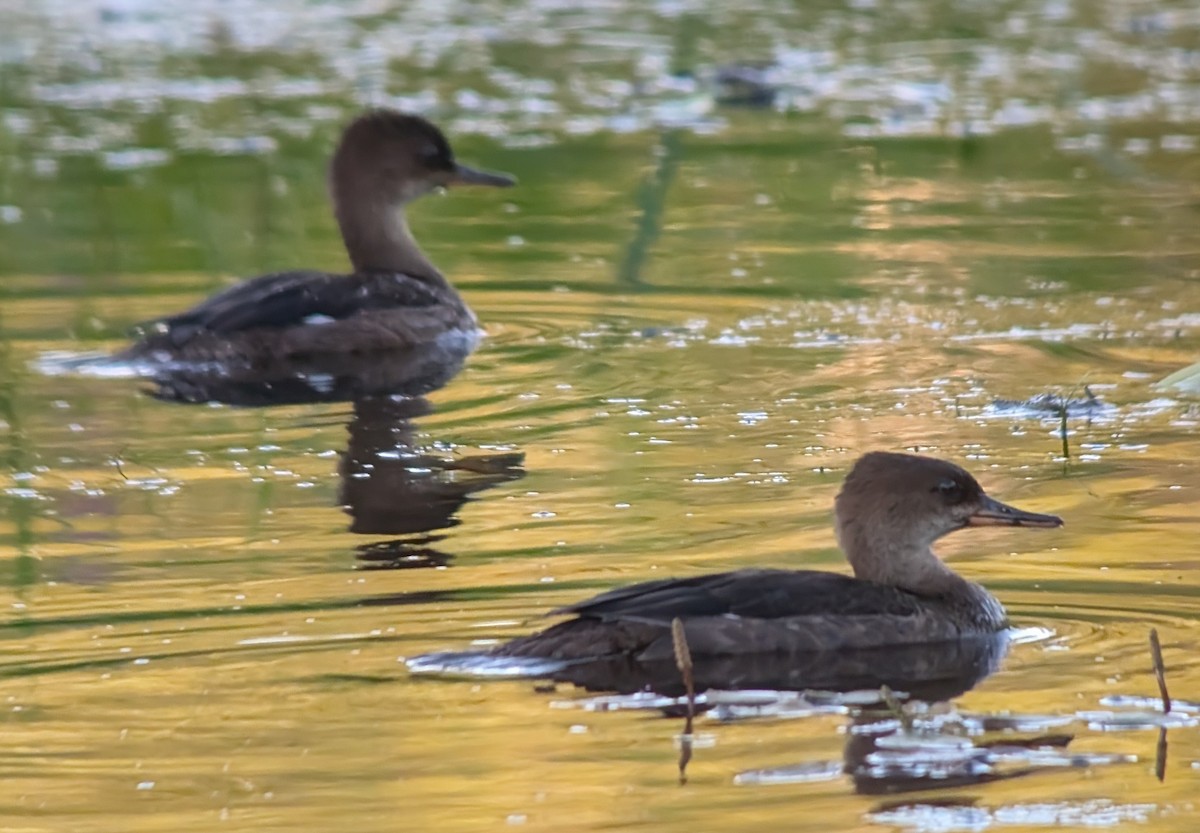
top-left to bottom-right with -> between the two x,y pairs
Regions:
121,109 -> 515,366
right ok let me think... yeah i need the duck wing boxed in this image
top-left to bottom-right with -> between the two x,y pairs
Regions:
143,271 -> 441,346
556,568 -> 928,623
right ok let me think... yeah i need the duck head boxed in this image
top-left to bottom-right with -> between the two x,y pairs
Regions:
330,109 -> 515,208
834,451 -> 1062,593
328,109 -> 515,274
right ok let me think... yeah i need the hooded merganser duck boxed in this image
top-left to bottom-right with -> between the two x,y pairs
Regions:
122,110 -> 515,365
495,452 -> 1063,660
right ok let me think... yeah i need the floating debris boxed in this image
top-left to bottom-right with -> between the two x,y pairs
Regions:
1099,695 -> 1200,714
705,690 -> 856,722
404,651 -> 569,679
986,387 -> 1113,420
737,710 -> 1134,795
1074,710 -> 1198,731
551,690 -> 692,713
734,760 -> 844,786
870,799 -> 1158,830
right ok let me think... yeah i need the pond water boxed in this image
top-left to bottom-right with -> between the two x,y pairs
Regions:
2,1 -> 1200,831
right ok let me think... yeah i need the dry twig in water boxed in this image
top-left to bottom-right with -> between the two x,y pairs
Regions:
1149,628 -> 1171,714
1150,628 -> 1171,782
880,685 -> 913,732
672,617 -> 696,785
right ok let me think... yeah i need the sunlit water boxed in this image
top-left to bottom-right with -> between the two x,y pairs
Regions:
2,1 -> 1200,831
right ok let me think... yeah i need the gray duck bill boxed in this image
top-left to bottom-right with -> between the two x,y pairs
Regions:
450,163 -> 516,187
966,494 -> 1063,528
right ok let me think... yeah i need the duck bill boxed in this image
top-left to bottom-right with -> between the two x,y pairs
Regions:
449,162 -> 516,188
967,495 -> 1063,528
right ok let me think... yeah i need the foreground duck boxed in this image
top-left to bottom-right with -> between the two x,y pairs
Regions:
495,452 -> 1062,660
122,110 -> 515,365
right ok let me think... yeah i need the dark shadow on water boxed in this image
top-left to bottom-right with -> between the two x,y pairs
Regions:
142,341 -> 472,406
554,633 -> 1009,703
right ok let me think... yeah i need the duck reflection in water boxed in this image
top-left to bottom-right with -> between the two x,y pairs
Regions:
142,333 -> 473,406
146,349 -> 523,569
725,693 -> 1103,798
839,707 -> 1077,797
342,395 -> 523,569
553,631 -> 1009,703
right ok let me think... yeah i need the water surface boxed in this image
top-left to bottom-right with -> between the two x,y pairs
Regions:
2,1 -> 1200,831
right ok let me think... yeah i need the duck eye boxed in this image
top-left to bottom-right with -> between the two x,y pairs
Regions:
420,143 -> 445,167
934,478 -> 964,502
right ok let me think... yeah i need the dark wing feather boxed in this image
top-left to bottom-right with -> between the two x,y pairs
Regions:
558,568 -> 928,623
145,271 -> 441,346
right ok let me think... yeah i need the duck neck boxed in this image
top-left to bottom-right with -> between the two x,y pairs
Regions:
335,199 -> 455,295
839,525 -> 970,598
